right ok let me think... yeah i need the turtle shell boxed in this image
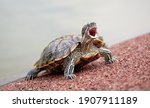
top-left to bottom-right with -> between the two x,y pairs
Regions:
34,35 -> 81,68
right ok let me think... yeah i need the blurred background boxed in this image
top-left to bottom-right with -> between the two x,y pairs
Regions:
0,0 -> 150,86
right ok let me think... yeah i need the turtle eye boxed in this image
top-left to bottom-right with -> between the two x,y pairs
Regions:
89,27 -> 97,36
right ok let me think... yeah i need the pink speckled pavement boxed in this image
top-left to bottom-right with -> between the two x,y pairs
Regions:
0,33 -> 150,91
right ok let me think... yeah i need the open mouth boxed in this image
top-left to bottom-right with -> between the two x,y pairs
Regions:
89,27 -> 97,37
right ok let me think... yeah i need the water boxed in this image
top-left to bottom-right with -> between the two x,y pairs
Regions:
0,0 -> 150,86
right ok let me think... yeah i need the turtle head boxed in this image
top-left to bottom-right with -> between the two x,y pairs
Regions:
81,22 -> 98,43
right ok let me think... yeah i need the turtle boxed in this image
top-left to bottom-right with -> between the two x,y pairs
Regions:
25,22 -> 115,80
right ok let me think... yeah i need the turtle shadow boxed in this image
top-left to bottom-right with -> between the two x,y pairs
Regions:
37,61 -> 104,80
38,71 -> 63,79
36,66 -> 84,80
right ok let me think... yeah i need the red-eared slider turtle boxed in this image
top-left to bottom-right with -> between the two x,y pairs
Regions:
25,22 -> 115,80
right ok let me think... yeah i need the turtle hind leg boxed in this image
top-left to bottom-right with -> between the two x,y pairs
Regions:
64,57 -> 76,80
25,68 -> 41,80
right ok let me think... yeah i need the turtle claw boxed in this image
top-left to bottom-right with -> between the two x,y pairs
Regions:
25,69 -> 39,81
25,74 -> 37,81
64,74 -> 76,80
106,57 -> 117,64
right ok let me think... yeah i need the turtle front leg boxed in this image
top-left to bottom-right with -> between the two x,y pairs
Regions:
25,68 -> 41,80
99,47 -> 116,64
64,57 -> 76,80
